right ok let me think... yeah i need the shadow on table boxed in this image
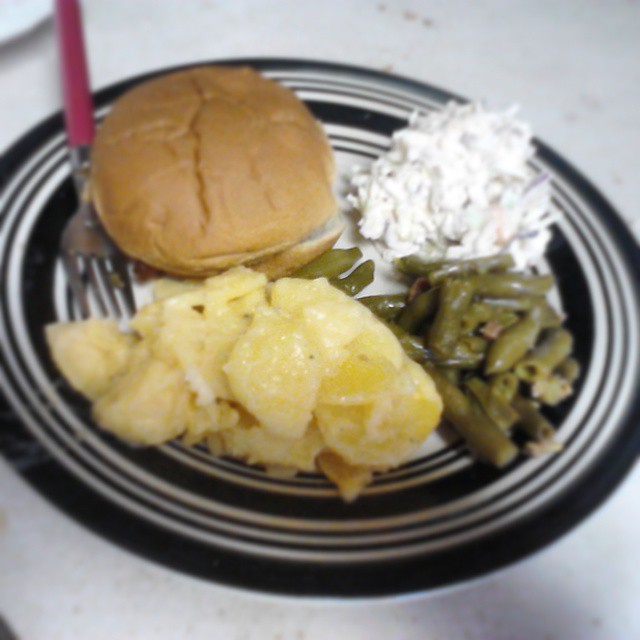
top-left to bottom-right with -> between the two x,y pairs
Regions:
0,18 -> 53,60
0,614 -> 18,640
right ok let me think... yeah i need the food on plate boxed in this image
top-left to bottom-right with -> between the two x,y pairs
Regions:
274,246 -> 576,466
348,102 -> 557,268
358,293 -> 407,321
91,65 -> 342,278
424,364 -> 518,467
292,247 -> 375,296
357,254 -> 578,464
56,66 -> 579,495
46,267 -> 443,501
45,319 -> 135,400
292,246 -> 363,279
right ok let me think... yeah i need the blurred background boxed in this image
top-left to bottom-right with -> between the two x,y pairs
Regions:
0,1 -> 638,639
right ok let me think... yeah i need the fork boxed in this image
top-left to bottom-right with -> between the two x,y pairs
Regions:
55,0 -> 135,319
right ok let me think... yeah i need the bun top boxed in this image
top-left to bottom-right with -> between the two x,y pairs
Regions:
90,66 -> 337,275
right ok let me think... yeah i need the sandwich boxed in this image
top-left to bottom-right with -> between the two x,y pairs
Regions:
90,65 -> 342,278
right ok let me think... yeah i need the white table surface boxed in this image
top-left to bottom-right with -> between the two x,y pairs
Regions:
1,1 -> 639,639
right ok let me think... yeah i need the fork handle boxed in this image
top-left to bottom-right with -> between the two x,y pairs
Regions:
55,0 -> 95,147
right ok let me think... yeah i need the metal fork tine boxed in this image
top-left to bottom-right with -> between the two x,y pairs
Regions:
95,258 -> 122,317
110,253 -> 136,317
84,257 -> 109,317
63,253 -> 91,319
60,187 -> 136,319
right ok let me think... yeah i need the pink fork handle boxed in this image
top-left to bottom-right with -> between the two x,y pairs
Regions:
55,0 -> 95,147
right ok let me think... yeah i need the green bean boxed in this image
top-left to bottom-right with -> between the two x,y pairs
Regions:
397,287 -> 440,334
458,335 -> 489,354
384,321 -> 428,363
427,279 -> 474,357
436,343 -> 485,369
555,357 -> 581,383
395,253 -> 514,279
461,305 -> 519,337
489,373 -> 520,402
465,377 -> 520,431
485,307 -> 542,375
488,312 -> 520,331
395,256 -> 451,277
460,302 -> 494,333
330,260 -> 375,296
534,300 -> 564,329
482,301 -> 558,330
469,298 -> 552,337
514,328 -> 574,382
531,374 -> 574,406
428,254 -> 516,284
439,367 -> 461,385
357,294 -> 406,321
390,332 -> 485,369
293,247 -> 362,279
468,273 -> 554,298
407,276 -> 431,302
470,253 -> 516,272
482,296 -> 543,311
512,395 -> 556,442
424,364 -> 519,467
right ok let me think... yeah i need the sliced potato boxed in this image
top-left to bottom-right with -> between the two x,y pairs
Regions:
269,276 -> 347,313
226,287 -> 268,319
45,319 -> 134,400
316,361 -> 442,468
347,319 -> 404,370
271,277 -> 370,373
224,307 -> 321,439
149,303 -> 207,368
318,353 -> 397,405
182,399 -> 240,445
216,423 -> 324,472
152,278 -> 201,301
317,450 -> 373,503
203,266 -> 267,309
93,345 -> 191,445
129,298 -> 164,339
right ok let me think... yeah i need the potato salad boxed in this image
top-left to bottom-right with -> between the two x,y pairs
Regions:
46,267 -> 442,501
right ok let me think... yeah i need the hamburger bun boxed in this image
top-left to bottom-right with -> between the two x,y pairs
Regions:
90,65 -> 341,277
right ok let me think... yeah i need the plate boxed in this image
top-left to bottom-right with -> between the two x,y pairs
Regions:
1,59 -> 639,599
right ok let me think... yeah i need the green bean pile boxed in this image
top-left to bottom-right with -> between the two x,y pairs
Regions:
293,249 -> 579,468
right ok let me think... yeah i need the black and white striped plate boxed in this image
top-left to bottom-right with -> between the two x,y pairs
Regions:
1,59 -> 639,598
